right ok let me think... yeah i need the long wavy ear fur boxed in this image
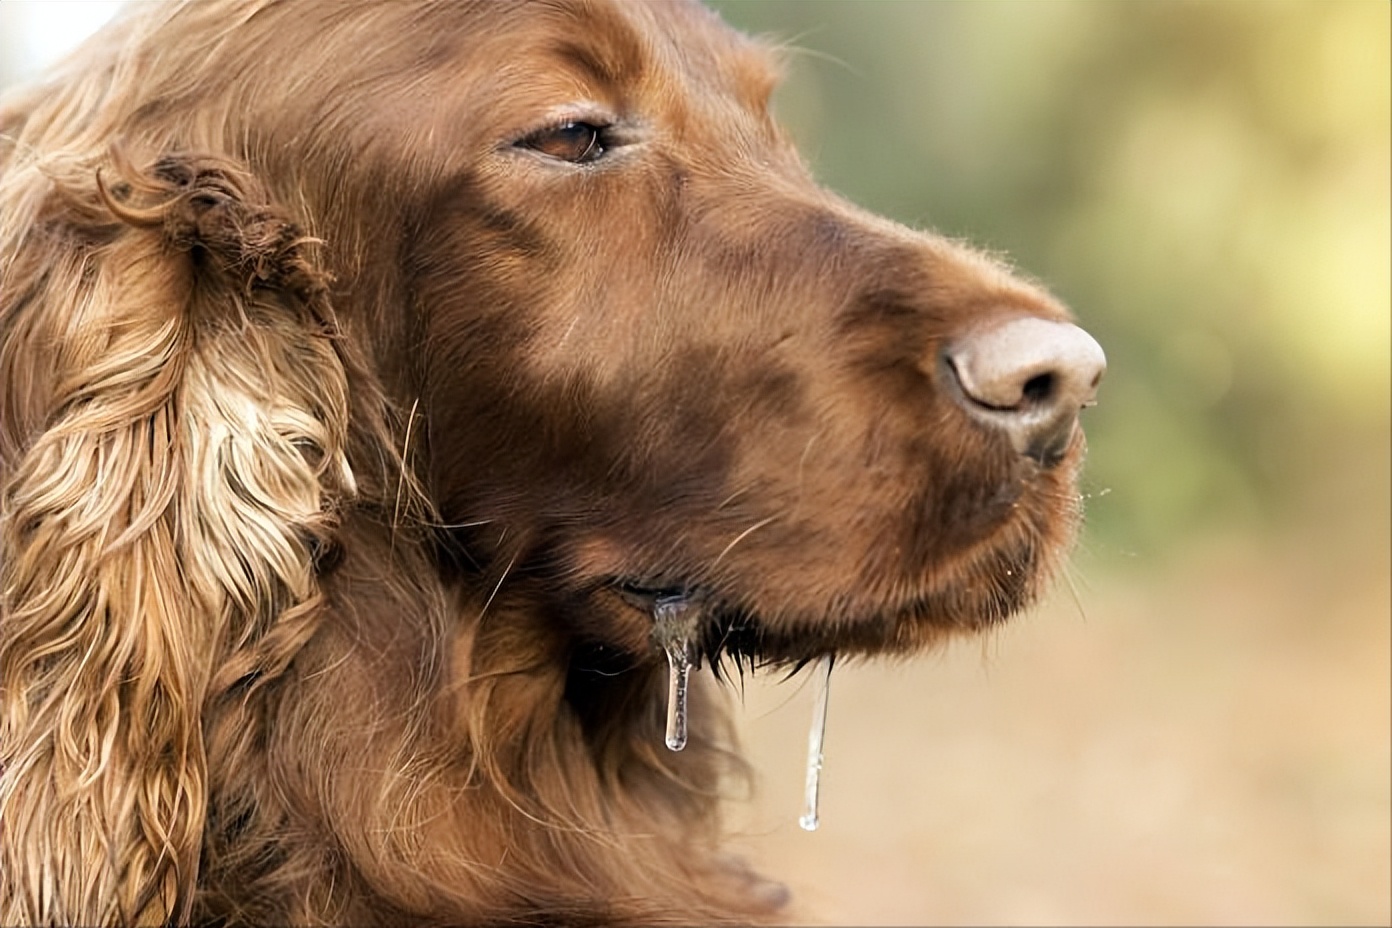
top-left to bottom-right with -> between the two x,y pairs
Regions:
0,152 -> 355,925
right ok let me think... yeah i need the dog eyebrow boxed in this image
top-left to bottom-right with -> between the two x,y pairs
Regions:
548,4 -> 781,117
552,37 -> 646,93
543,0 -> 649,93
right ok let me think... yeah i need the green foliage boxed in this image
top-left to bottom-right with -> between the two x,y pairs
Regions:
713,0 -> 1391,558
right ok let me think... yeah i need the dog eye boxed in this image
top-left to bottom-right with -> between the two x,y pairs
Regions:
520,121 -> 607,163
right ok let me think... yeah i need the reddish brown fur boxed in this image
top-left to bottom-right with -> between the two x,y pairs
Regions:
0,1 -> 1090,924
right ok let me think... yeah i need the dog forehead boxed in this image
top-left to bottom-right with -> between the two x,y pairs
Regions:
431,0 -> 781,123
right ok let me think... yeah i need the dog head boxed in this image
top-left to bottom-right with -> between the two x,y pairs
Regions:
314,0 -> 1105,663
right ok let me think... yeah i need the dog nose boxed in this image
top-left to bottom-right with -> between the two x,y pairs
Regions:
944,316 -> 1106,467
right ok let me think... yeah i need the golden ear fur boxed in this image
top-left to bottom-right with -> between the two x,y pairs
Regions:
0,151 -> 355,925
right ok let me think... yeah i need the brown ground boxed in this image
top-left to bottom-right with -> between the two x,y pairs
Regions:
729,527 -> 1390,926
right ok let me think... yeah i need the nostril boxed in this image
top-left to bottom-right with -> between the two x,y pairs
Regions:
943,315 -> 1106,465
1020,372 -> 1055,406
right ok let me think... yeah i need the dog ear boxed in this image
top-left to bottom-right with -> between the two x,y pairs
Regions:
0,150 -> 356,925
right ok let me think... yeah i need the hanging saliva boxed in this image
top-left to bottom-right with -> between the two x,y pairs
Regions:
651,595 -> 702,751
799,655 -> 834,831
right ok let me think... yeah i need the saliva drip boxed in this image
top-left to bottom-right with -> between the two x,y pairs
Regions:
648,596 -> 836,831
651,595 -> 702,751
798,654 -> 834,831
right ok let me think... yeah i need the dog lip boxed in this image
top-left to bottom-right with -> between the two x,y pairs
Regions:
606,571 -> 994,662
609,580 -> 761,663
606,519 -> 1044,662
613,579 -> 698,612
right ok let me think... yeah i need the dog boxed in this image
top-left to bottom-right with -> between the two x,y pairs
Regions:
0,0 -> 1105,923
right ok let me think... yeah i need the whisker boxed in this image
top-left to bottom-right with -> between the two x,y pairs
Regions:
1061,563 -> 1089,624
557,314 -> 581,349
795,429 -> 823,503
711,515 -> 779,569
391,396 -> 421,553
716,487 -> 751,510
422,517 -> 495,530
478,551 -> 518,620
776,35 -> 860,78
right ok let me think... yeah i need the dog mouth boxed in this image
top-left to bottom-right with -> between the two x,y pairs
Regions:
592,508 -> 1058,831
598,442 -> 1074,675
616,582 -> 765,664
613,581 -> 826,676
609,523 -> 1048,673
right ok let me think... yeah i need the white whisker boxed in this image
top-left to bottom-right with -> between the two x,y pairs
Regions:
717,487 -> 751,510
478,551 -> 518,620
391,397 -> 421,552
795,429 -> 823,504
712,515 -> 779,569
557,314 -> 581,350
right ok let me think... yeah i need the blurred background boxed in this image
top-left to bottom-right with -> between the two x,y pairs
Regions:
2,2 -> 1387,925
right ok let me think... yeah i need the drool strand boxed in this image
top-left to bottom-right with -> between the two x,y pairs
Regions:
798,654 -> 834,831
651,595 -> 702,751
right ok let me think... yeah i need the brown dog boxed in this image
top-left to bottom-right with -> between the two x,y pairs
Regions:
0,1 -> 1104,924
